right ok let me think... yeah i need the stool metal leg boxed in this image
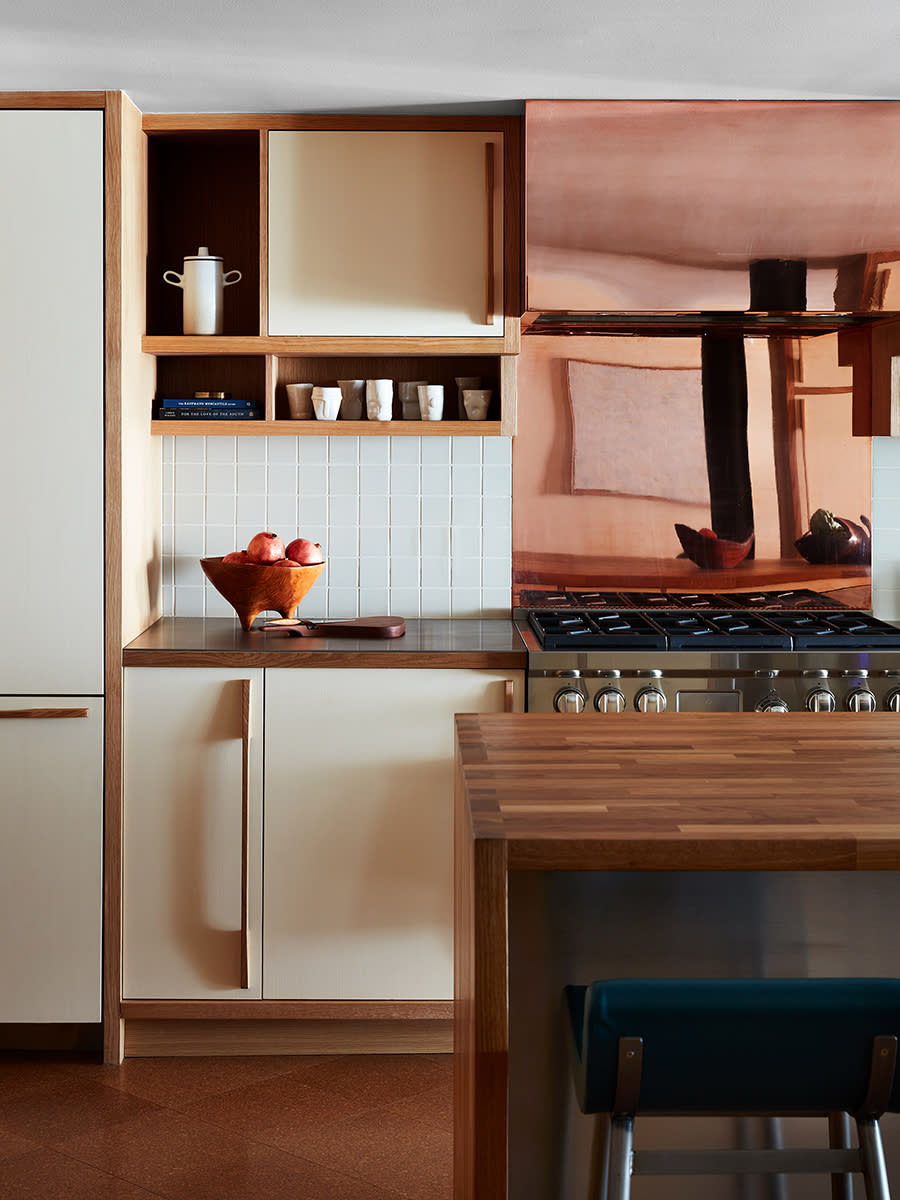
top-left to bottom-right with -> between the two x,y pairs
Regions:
857,1118 -> 891,1200
589,1113 -> 611,1200
606,1117 -> 634,1200
829,1111 -> 854,1200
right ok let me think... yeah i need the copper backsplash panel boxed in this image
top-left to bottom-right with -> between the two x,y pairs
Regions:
511,333 -> 872,608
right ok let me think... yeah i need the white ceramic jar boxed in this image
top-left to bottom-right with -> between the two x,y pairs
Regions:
163,246 -> 241,335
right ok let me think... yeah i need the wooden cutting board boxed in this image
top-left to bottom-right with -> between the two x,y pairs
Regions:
260,616 -> 406,639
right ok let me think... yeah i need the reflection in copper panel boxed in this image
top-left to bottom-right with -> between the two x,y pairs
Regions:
525,100 -> 900,314
510,332 -> 871,606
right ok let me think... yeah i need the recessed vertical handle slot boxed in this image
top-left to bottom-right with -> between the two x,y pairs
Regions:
240,678 -> 251,989
503,679 -> 515,713
485,141 -> 496,328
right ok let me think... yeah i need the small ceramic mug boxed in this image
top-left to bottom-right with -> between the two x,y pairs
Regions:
337,379 -> 365,421
366,379 -> 394,421
285,382 -> 314,419
463,389 -> 491,421
312,386 -> 342,420
418,384 -> 444,422
455,375 -> 482,420
398,380 -> 427,421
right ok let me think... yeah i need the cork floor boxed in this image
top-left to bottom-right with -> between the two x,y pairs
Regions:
0,1052 -> 452,1198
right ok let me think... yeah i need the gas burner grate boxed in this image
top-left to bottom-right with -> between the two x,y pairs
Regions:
648,611 -> 792,650
567,591 -> 633,608
716,589 -> 850,610
518,590 -> 581,608
765,612 -> 900,649
527,610 -> 668,650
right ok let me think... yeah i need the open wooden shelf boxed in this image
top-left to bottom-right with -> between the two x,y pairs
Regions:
151,419 -> 503,436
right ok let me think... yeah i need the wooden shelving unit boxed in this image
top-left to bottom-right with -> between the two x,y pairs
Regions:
143,114 -> 523,436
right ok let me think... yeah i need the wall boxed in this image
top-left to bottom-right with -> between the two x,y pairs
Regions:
161,434 -> 512,620
161,430 -> 896,625
873,437 -> 900,619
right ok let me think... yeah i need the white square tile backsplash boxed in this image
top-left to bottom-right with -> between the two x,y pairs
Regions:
161,435 -> 513,619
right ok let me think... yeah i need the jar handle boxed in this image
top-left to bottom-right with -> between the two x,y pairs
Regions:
162,270 -> 184,288
223,270 -> 242,286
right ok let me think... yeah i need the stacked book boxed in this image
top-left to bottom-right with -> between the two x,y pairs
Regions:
155,396 -> 261,420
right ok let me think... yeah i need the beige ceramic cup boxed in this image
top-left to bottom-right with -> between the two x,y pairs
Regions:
463,389 -> 491,421
455,375 -> 482,419
337,379 -> 365,421
366,378 -> 394,421
398,380 -> 427,420
285,382 -> 314,419
418,384 -> 444,421
311,385 -> 342,420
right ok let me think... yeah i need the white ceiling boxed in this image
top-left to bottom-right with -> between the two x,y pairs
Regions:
3,0 -> 900,114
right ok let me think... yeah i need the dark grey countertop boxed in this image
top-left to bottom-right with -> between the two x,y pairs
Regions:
123,617 -> 528,669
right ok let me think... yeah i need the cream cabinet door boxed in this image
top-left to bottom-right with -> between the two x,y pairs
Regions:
0,698 -> 103,1021
0,111 -> 104,694
268,131 -> 504,337
263,668 -> 523,1000
123,669 -> 264,1000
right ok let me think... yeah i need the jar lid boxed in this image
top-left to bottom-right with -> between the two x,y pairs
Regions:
185,245 -> 222,261
194,391 -> 231,399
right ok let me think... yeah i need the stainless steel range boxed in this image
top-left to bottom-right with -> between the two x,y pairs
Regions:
517,589 -> 900,714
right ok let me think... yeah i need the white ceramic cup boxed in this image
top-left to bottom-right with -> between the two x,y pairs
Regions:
455,375 -> 482,420
337,379 -> 365,421
311,385 -> 342,420
285,382 -> 314,419
463,389 -> 492,421
366,378 -> 394,421
399,380 -> 427,421
417,384 -> 444,422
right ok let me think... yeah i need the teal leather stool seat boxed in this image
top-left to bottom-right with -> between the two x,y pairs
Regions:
565,978 -> 900,1200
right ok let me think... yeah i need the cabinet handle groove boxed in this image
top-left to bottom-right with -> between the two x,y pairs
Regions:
485,141 -> 495,328
240,679 -> 251,990
503,680 -> 515,713
0,707 -> 89,719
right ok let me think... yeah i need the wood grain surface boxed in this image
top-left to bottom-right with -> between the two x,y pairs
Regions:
453,710 -> 900,1199
456,712 -> 900,870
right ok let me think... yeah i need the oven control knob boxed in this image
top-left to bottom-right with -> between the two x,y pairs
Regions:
846,687 -> 876,713
634,686 -> 667,713
884,687 -> 900,713
756,691 -> 789,713
805,687 -> 836,713
595,687 -> 626,713
554,687 -> 586,714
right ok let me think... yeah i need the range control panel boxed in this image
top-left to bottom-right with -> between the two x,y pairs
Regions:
526,653 -> 900,715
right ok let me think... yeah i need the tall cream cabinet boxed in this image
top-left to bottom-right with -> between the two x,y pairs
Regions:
0,108 -> 105,1022
122,667 -> 522,1027
0,109 -> 104,692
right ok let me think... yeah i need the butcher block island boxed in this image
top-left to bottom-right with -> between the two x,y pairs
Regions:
453,712 -> 900,1200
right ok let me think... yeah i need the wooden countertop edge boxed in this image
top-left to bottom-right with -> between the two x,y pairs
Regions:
123,649 -> 528,668
505,837 -> 900,871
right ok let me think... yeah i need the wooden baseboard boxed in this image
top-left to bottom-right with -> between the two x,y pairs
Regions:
123,1017 -> 453,1056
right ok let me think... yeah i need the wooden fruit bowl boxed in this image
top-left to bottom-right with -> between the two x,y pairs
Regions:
674,524 -> 754,570
200,557 -> 325,630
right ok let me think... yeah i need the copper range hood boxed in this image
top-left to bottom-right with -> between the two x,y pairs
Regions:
523,100 -> 900,335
